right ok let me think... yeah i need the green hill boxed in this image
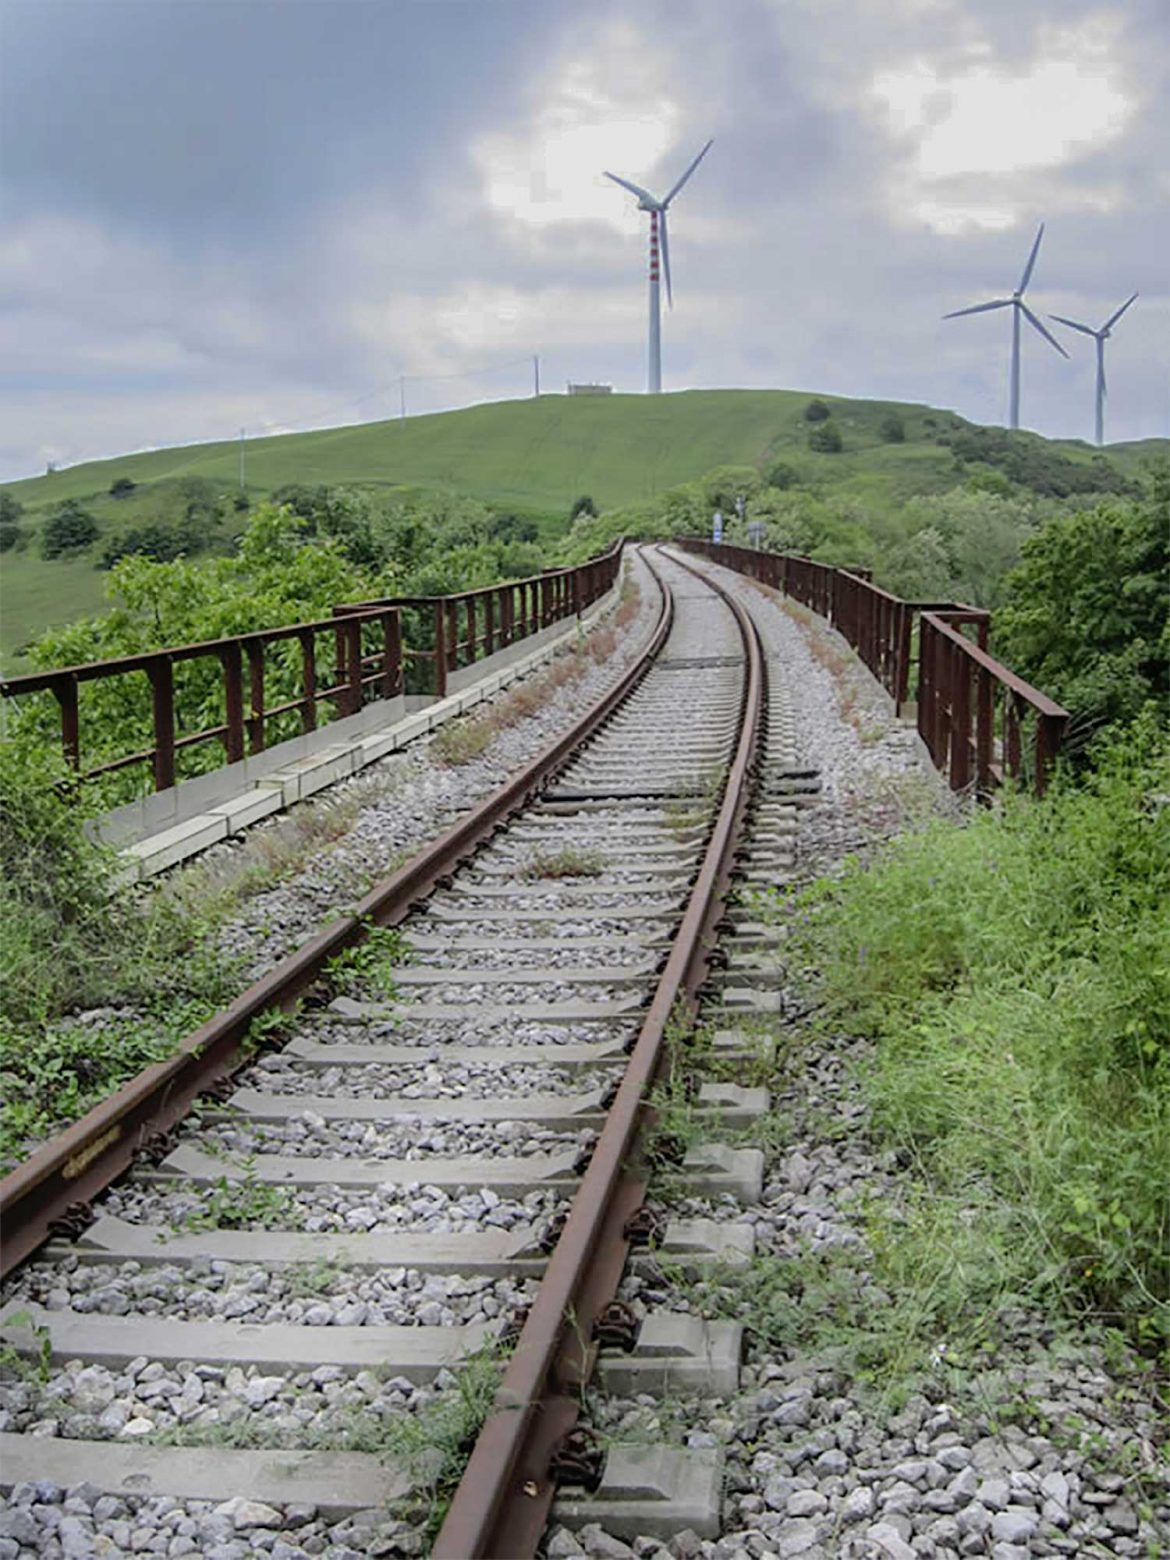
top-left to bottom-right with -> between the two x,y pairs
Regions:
1,389 -> 1164,664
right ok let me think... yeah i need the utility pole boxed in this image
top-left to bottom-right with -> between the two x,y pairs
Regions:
533,355 -> 540,397
239,428 -> 245,491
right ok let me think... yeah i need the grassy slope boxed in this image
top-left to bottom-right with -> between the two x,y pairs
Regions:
2,389 -> 1164,664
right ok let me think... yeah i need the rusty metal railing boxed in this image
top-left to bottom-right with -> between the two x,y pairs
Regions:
0,609 -> 401,793
334,538 -> 624,698
918,610 -> 1068,794
675,537 -> 1068,795
0,541 -> 624,796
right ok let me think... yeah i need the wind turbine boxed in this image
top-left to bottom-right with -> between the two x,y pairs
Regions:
944,223 -> 1068,430
1048,293 -> 1139,446
604,139 -> 712,394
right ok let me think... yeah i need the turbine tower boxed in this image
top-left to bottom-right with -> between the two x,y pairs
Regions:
944,223 -> 1068,430
1048,293 -> 1138,446
604,139 -> 712,394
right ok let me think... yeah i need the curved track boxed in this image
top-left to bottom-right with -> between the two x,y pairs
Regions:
0,547 -> 800,1559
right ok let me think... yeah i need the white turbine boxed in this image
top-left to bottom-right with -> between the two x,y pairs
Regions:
944,223 -> 1068,430
604,139 -> 713,394
1048,293 -> 1139,446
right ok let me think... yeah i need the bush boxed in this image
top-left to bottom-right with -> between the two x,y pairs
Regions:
42,501 -> 99,558
781,724 -> 1170,1349
109,476 -> 137,498
808,421 -> 843,454
0,520 -> 20,553
0,493 -> 23,525
764,461 -> 799,491
101,523 -> 190,569
570,495 -> 597,520
878,413 -> 905,443
995,469 -> 1169,744
804,398 -> 831,423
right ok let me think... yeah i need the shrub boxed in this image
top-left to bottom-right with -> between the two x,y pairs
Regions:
764,461 -> 799,491
570,495 -> 597,519
781,724 -> 1170,1349
808,421 -> 843,454
0,520 -> 20,553
995,469 -> 1169,744
878,413 -> 905,443
0,493 -> 23,525
109,477 -> 137,498
803,398 -> 831,423
100,524 -> 190,569
42,501 -> 99,558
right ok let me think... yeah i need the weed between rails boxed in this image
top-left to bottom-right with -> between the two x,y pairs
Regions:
521,847 -> 605,880
324,923 -> 411,1001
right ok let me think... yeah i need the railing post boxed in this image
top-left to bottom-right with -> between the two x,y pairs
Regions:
51,674 -> 80,772
976,665 -> 994,796
343,616 -> 363,715
382,610 -> 401,699
220,643 -> 245,763
446,600 -> 458,674
485,592 -> 496,655
299,629 -> 317,732
247,641 -> 265,754
433,601 -> 448,699
466,596 -> 477,667
1035,712 -> 1066,795
148,655 -> 176,792
949,641 -> 971,792
1004,695 -> 1022,782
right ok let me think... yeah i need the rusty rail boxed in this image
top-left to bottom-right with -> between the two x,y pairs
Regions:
433,551 -> 764,1559
334,539 -> 623,698
0,555 -> 670,1278
0,542 -> 622,794
676,538 -> 1067,794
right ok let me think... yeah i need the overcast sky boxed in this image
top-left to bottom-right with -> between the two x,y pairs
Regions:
1,0 -> 1167,481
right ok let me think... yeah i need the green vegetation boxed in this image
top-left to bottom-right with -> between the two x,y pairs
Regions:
995,470 -> 1169,746
521,846 -> 605,879
325,924 -> 410,1001
808,420 -> 843,454
3,390 -> 1162,663
41,500 -> 98,558
776,720 -> 1169,1357
381,1346 -> 505,1540
180,1169 -> 299,1232
0,742 -> 239,1165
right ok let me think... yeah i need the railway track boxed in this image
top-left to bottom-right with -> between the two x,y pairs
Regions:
0,546 -> 808,1559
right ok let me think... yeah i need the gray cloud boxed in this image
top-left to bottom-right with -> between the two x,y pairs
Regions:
0,0 -> 1165,479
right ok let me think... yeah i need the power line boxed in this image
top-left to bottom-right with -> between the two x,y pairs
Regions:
253,353 -> 537,440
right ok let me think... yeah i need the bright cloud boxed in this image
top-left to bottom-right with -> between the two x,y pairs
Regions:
473,21 -> 681,229
871,15 -> 1137,231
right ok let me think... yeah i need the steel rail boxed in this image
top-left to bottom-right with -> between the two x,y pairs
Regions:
433,553 -> 765,1559
0,563 -> 674,1279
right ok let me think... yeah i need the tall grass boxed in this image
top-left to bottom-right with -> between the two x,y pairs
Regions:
780,717 -> 1169,1352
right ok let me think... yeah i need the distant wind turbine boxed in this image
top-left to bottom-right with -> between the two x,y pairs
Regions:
604,139 -> 713,394
1048,293 -> 1139,446
944,223 -> 1068,430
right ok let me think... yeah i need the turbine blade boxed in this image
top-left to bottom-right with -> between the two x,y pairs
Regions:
1048,313 -> 1097,338
663,138 -> 713,205
604,171 -> 657,205
660,210 -> 673,308
1102,291 -> 1138,331
1018,222 -> 1045,293
1021,302 -> 1069,357
943,299 -> 1012,318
